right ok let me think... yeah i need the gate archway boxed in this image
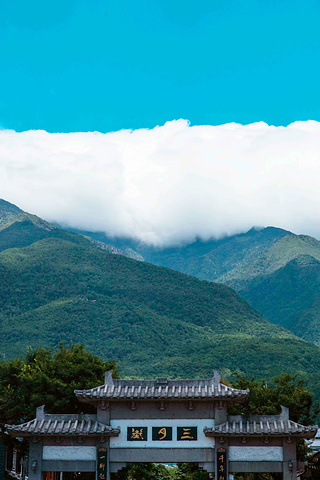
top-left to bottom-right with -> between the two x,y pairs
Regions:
5,371 -> 317,480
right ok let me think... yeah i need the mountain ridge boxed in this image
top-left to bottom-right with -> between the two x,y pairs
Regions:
65,223 -> 320,347
1,199 -> 320,395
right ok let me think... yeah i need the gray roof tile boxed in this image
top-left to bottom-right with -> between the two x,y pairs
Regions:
204,416 -> 317,439
5,416 -> 120,437
75,377 -> 249,402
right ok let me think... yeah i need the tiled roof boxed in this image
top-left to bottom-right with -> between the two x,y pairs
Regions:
75,371 -> 249,402
5,415 -> 120,437
204,416 -> 318,439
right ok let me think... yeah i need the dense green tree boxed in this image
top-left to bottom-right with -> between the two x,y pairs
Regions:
172,464 -> 208,480
228,372 -> 317,480
114,463 -> 175,480
229,372 -> 315,423
113,463 -> 209,480
0,343 -> 118,428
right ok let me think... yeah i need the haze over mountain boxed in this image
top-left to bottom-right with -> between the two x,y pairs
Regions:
2,199 -> 320,397
69,225 -> 320,348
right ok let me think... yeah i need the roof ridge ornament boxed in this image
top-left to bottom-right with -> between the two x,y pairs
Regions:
212,370 -> 221,385
36,405 -> 46,420
280,405 -> 289,421
104,370 -> 114,386
156,377 -> 168,384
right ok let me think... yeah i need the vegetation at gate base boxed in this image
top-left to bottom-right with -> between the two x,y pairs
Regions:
3,199 -> 320,398
115,466 -> 285,480
113,463 -> 208,480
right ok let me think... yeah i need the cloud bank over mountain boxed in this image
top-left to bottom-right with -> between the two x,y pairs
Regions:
1,119 -> 320,246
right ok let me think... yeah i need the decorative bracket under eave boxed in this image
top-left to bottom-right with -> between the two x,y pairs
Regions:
99,400 -> 110,410
187,400 -> 196,411
157,401 -> 167,411
217,400 -> 224,410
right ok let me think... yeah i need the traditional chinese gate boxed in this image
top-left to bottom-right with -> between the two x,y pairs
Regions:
5,371 -> 317,480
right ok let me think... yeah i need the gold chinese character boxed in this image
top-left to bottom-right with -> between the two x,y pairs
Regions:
158,428 -> 167,440
219,476 -> 225,480
99,474 -> 105,480
131,428 -> 144,440
219,465 -> 224,472
219,455 -> 224,462
99,447 -> 107,452
181,428 -> 193,440
99,464 -> 105,470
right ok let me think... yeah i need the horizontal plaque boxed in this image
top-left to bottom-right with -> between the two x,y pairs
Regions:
43,446 -> 96,461
228,446 -> 283,462
177,426 -> 197,441
152,427 -> 173,441
127,427 -> 148,441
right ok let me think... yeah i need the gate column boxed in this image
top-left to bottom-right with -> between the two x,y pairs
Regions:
28,440 -> 43,480
282,439 -> 297,480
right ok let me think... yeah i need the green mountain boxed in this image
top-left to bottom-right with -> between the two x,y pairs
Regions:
238,255 -> 320,346
2,200 -> 320,396
76,227 -> 320,347
67,226 -> 290,281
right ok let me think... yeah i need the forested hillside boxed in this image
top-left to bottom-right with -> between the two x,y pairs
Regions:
2,200 -> 320,397
238,255 -> 320,346
77,226 -> 320,347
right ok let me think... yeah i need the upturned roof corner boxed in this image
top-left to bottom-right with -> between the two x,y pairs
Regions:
212,370 -> 221,385
5,414 -> 120,437
36,405 -> 46,420
74,375 -> 250,403
280,405 -> 289,421
104,369 -> 114,386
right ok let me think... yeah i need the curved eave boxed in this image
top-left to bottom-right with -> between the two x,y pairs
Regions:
5,427 -> 120,438
204,428 -> 318,440
75,392 -> 249,404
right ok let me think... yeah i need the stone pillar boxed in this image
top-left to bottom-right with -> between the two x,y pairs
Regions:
282,439 -> 297,480
97,405 -> 110,424
96,440 -> 110,480
214,402 -> 227,425
98,371 -> 113,480
28,441 -> 43,480
106,439 -> 110,480
97,371 -> 113,424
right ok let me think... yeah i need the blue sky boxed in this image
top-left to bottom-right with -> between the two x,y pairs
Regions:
1,0 -> 319,133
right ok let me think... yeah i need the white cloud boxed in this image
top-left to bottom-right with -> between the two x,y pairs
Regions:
1,119 -> 320,246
